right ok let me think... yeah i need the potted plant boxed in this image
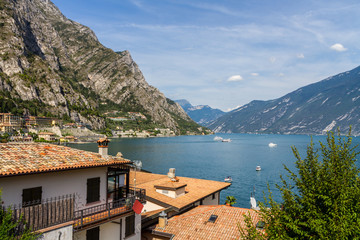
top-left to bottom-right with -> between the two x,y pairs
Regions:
225,196 -> 236,206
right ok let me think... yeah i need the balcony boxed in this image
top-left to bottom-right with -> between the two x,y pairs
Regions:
5,187 -> 146,234
74,186 -> 146,231
6,194 -> 75,234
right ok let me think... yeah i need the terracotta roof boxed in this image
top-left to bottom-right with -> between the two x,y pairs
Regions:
0,142 -> 131,177
130,171 -> 231,211
154,181 -> 187,191
97,138 -> 110,143
153,205 -> 261,240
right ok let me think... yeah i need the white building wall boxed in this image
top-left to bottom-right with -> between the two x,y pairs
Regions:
73,214 -> 141,240
142,200 -> 163,213
0,167 -> 125,209
40,224 -> 73,240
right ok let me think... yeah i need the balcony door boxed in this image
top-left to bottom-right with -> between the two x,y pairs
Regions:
107,168 -> 126,201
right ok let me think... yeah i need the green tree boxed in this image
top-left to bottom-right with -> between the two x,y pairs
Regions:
240,130 -> 360,239
0,191 -> 40,239
225,196 -> 237,206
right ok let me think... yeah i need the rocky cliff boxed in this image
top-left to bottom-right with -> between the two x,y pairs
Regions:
209,66 -> 360,135
0,0 -> 196,132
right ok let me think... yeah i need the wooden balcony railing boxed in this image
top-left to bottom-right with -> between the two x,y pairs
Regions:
5,187 -> 146,233
5,194 -> 75,234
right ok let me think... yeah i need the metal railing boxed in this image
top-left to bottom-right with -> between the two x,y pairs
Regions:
128,186 -> 146,202
5,194 -> 75,233
74,197 -> 134,230
74,187 -> 146,230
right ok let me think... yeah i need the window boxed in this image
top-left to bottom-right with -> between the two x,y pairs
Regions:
212,193 -> 216,200
87,177 -> 100,204
22,187 -> 42,206
125,215 -> 135,237
86,226 -> 99,240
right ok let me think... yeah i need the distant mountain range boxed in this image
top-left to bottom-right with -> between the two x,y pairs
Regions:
175,99 -> 225,126
209,66 -> 360,135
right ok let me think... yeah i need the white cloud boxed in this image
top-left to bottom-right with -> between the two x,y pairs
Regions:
297,53 -> 305,59
279,73 -> 285,77
227,75 -> 243,82
330,43 -> 347,52
251,73 -> 259,76
270,57 -> 276,63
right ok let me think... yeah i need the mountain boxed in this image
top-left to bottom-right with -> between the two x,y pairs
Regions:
209,66 -> 360,135
175,99 -> 225,126
0,0 -> 200,133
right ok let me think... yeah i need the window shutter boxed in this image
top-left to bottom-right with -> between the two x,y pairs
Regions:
86,226 -> 99,240
125,215 -> 135,237
87,177 -> 100,203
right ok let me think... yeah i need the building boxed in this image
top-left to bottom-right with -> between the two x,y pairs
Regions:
24,116 -> 62,127
149,205 -> 261,239
0,139 -> 145,240
0,113 -> 23,132
129,169 -> 231,230
38,132 -> 57,141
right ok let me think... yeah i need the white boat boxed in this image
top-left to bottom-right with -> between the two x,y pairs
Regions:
268,142 -> 277,147
224,176 -> 232,182
222,139 -> 231,142
256,166 -> 261,171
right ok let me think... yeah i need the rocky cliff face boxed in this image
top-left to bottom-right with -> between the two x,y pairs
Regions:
209,66 -> 360,135
0,0 -> 193,132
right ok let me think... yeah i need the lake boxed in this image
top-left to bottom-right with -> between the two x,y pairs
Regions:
68,133 -> 360,208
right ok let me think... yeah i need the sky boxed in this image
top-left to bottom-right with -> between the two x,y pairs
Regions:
51,0 -> 360,111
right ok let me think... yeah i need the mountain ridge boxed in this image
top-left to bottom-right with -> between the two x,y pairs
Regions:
175,99 -> 225,126
209,66 -> 360,135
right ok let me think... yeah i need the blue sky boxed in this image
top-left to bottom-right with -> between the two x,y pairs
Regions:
51,0 -> 360,111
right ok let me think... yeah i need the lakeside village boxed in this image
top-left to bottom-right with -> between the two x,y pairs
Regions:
0,136 -> 263,240
0,112 -> 209,143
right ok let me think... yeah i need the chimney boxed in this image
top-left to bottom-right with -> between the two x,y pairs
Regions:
97,138 -> 110,156
158,211 -> 168,229
167,168 -> 176,179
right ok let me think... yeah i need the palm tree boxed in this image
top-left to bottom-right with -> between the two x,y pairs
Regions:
225,196 -> 236,206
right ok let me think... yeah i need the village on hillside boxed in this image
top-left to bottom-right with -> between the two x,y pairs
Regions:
0,112 -> 203,143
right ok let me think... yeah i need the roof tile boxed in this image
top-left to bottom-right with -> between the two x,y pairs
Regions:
0,142 -> 131,177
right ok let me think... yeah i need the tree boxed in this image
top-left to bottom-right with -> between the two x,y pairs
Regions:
240,130 -> 360,239
0,191 -> 40,239
225,196 -> 237,206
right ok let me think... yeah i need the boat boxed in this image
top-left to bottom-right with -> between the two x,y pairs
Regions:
222,139 -> 231,142
224,176 -> 232,182
268,142 -> 277,147
256,166 -> 261,171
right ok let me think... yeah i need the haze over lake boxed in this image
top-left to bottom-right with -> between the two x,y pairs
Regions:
69,134 -> 360,208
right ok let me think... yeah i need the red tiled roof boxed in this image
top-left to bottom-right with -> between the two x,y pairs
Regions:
130,171 -> 231,211
0,143 -> 131,177
153,205 -> 261,240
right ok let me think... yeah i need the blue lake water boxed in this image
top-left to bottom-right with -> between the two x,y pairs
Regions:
69,133 -> 360,208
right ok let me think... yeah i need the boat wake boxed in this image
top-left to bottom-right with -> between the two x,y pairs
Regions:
213,136 -> 223,141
